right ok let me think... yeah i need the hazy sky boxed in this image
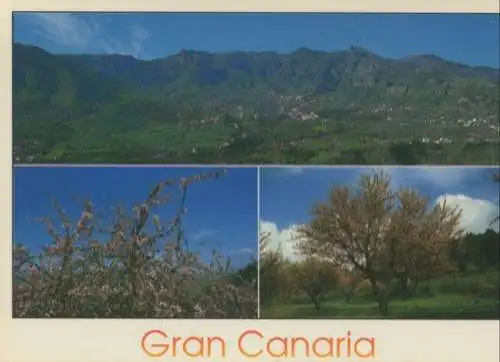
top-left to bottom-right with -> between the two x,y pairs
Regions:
14,166 -> 258,267
260,166 -> 500,261
13,12 -> 500,67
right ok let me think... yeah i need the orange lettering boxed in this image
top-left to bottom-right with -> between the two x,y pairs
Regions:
183,336 -> 204,357
239,329 -> 263,357
208,337 -> 226,357
141,330 -> 169,357
267,336 -> 288,358
312,337 -> 334,358
355,337 -> 376,358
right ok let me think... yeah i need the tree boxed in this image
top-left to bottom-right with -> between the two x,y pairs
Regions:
290,258 -> 338,312
452,229 -> 500,271
12,170 -> 257,318
296,170 -> 463,316
491,171 -> 500,226
258,232 -> 295,308
338,268 -> 364,303
231,259 -> 258,287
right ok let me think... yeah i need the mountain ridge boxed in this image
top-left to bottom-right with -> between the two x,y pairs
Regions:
12,42 -> 500,165
13,42 -> 500,72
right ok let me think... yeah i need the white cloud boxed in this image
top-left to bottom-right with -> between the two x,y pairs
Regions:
24,13 -> 150,58
191,229 -> 215,242
131,24 -> 150,41
260,220 -> 305,262
434,194 -> 499,234
27,13 -> 98,49
129,24 -> 150,57
234,248 -> 254,255
284,167 -> 304,175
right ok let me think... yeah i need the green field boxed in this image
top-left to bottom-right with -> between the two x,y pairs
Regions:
262,271 -> 500,319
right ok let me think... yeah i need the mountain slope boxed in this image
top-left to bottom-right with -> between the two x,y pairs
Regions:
12,43 -> 500,164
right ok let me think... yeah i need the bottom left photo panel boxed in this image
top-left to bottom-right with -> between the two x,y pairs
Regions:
12,165 -> 258,319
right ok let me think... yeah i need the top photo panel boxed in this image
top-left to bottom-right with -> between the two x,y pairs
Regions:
13,13 -> 499,165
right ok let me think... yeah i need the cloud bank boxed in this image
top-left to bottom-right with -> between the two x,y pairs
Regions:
260,220 -> 305,262
435,194 -> 499,234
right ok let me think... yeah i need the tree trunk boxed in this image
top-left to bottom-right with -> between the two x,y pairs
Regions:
396,274 -> 413,300
311,296 -> 321,312
410,280 -> 419,296
377,299 -> 389,316
369,277 -> 390,317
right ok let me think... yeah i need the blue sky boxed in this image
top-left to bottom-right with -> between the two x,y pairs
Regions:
13,166 -> 258,268
260,166 -> 500,260
13,13 -> 499,67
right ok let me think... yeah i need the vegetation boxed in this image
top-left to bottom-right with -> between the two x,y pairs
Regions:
13,43 -> 499,165
288,258 -> 339,312
13,170 -> 257,318
260,170 -> 500,319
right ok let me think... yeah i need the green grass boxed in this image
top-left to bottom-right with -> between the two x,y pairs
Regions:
262,271 -> 500,319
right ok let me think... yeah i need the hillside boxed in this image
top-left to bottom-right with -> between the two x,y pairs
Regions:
13,43 -> 500,164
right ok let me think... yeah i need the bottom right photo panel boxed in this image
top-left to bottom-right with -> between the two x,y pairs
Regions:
259,166 -> 500,319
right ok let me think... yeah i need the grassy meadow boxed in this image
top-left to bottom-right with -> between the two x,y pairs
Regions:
262,270 -> 499,319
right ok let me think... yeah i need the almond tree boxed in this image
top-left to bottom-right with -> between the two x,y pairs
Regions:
290,258 -> 338,312
296,170 -> 463,316
338,268 -> 363,303
13,170 -> 257,318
